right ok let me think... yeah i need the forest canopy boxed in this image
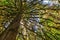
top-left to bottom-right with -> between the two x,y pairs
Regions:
0,0 -> 60,40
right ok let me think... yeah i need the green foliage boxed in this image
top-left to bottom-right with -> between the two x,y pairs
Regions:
0,0 -> 8,5
0,0 -> 60,40
46,20 -> 55,26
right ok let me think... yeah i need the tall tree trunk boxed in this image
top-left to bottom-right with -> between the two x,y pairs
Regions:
0,0 -> 22,40
0,13 -> 22,40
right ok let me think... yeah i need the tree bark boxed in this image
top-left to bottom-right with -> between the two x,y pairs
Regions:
0,0 -> 22,40
0,13 -> 21,40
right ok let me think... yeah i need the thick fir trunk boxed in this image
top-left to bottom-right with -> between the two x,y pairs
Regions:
0,14 -> 21,40
0,0 -> 22,40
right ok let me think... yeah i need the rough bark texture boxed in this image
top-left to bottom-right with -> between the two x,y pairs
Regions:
0,14 -> 21,40
0,0 -> 22,40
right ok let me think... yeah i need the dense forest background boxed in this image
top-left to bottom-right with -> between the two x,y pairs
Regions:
0,0 -> 60,40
